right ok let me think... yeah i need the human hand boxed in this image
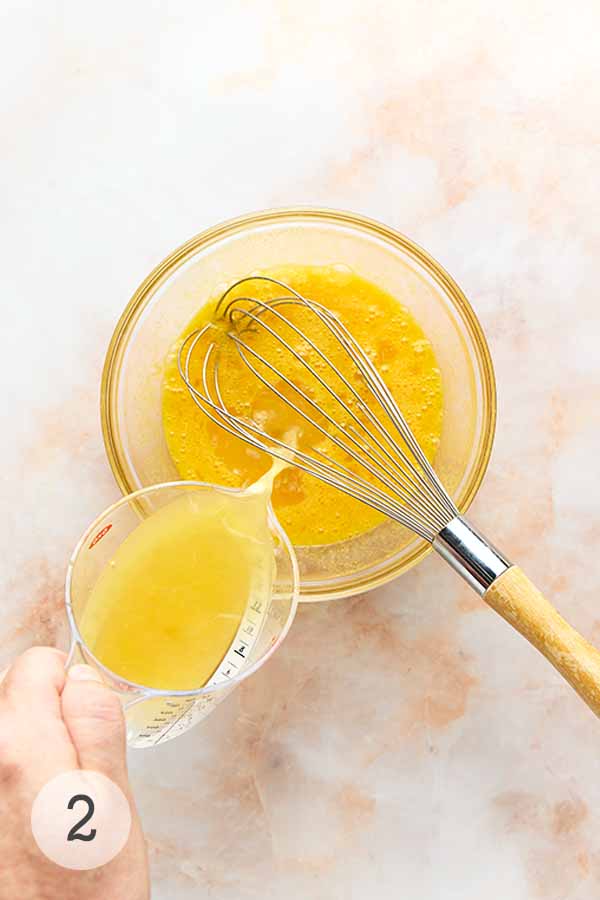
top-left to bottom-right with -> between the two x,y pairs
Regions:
0,647 -> 150,900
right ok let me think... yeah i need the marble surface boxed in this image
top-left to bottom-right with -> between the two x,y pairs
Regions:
2,1 -> 600,897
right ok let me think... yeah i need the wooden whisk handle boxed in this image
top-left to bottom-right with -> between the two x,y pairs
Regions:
484,566 -> 600,717
434,517 -> 600,718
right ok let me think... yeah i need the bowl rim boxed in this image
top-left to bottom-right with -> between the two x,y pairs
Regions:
101,205 -> 497,599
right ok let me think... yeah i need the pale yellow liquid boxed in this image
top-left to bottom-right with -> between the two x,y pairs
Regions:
80,487 -> 275,690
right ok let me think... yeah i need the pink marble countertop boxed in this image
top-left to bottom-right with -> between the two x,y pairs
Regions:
2,2 -> 600,897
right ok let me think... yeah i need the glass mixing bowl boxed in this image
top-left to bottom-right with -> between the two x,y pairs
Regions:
102,207 -> 496,601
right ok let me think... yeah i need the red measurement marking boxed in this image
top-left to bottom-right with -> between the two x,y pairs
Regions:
89,524 -> 112,549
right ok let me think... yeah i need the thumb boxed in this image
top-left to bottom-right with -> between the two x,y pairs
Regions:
61,665 -> 128,785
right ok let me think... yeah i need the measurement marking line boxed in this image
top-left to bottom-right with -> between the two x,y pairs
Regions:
152,700 -> 195,747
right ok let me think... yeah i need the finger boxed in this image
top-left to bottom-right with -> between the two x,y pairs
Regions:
0,649 -> 76,782
61,665 -> 128,785
1,647 -> 67,715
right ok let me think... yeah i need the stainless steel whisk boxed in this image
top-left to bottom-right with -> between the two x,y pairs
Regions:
179,276 -> 600,718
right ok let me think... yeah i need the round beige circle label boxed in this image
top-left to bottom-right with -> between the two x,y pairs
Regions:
31,770 -> 132,870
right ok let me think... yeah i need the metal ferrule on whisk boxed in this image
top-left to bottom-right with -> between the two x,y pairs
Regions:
433,516 -> 511,596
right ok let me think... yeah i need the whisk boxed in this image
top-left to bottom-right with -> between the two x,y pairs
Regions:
179,276 -> 600,718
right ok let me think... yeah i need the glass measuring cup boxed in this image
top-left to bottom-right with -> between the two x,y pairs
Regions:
65,481 -> 299,748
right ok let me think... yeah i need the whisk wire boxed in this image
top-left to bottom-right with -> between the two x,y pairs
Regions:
302,297 -> 458,521
230,341 -> 446,537
209,351 -> 440,537
178,277 -> 459,542
179,335 -> 432,534
225,298 -> 452,527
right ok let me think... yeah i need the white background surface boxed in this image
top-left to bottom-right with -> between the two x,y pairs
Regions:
2,2 -> 600,897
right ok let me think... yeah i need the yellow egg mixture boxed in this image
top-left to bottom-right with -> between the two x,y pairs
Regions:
162,265 -> 443,546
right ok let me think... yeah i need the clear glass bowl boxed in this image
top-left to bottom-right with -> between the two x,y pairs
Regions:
101,207 -> 496,601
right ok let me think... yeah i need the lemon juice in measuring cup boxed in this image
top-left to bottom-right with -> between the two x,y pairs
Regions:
65,480 -> 298,748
